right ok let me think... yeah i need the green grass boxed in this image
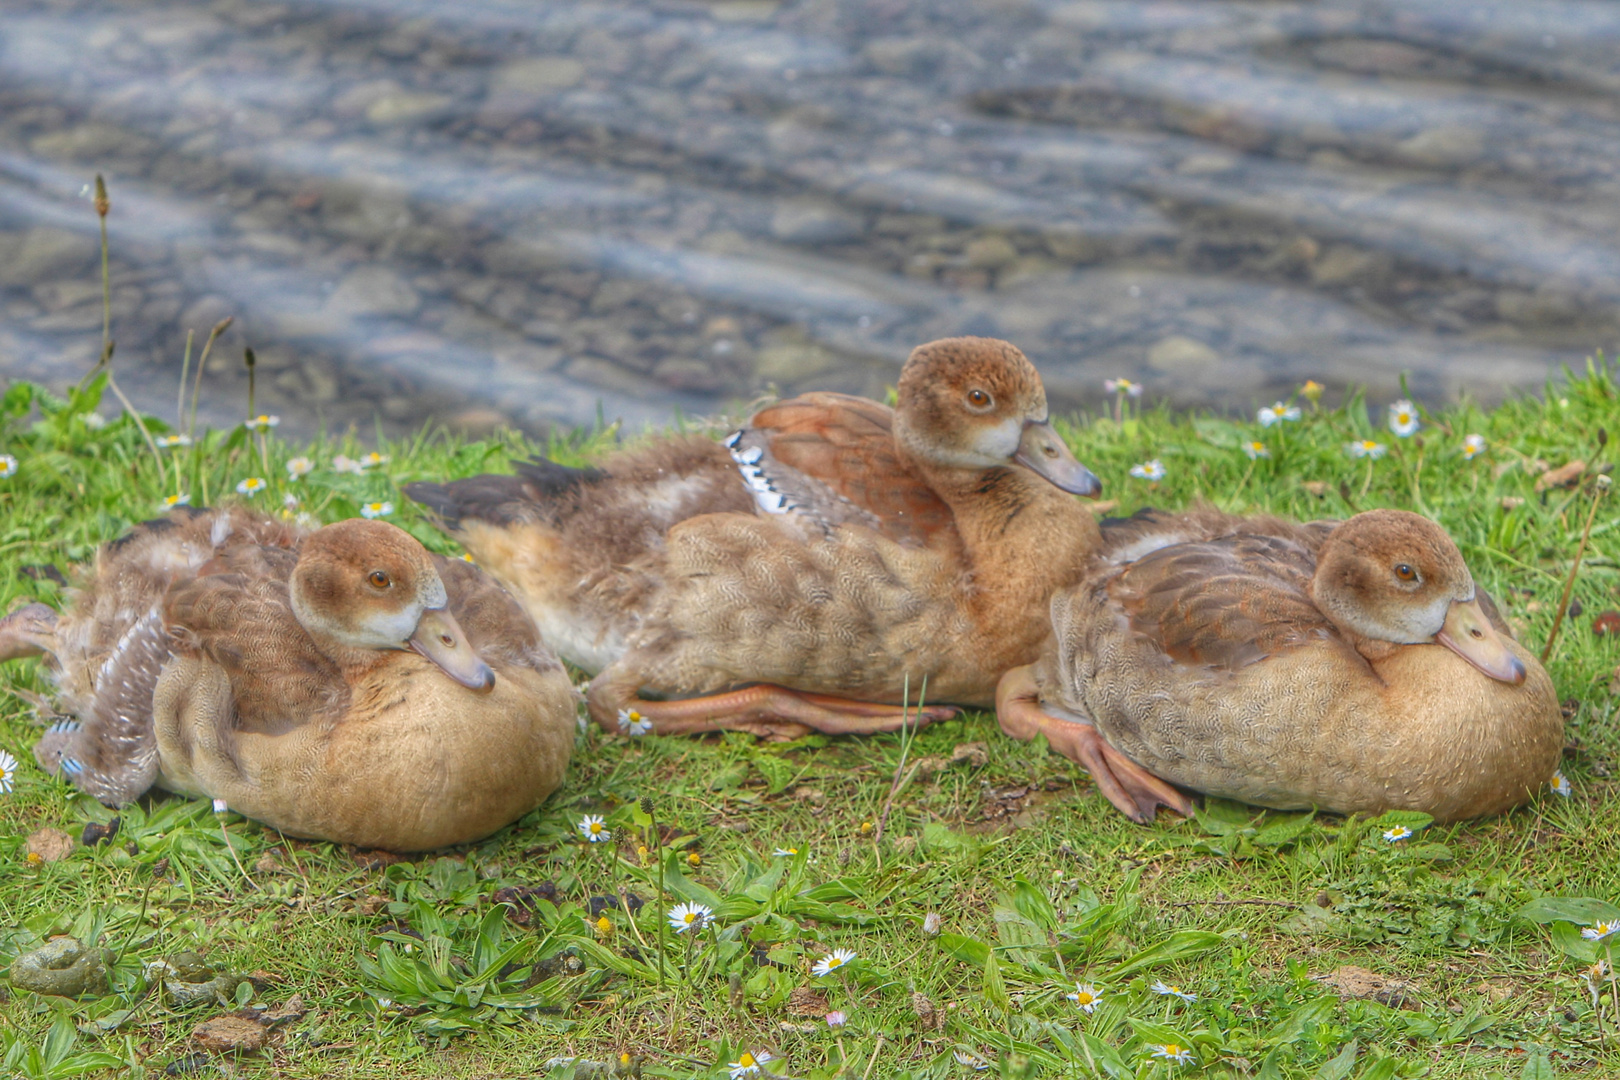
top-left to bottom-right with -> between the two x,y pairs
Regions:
0,359 -> 1617,1080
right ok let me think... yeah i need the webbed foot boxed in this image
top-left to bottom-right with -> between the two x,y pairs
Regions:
995,665 -> 1194,824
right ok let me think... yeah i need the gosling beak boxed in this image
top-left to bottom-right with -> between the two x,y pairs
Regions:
1435,597 -> 1527,686
1013,421 -> 1102,497
409,607 -> 495,692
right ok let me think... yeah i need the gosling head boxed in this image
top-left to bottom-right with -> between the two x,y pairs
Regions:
289,519 -> 494,692
1311,509 -> 1525,684
893,337 -> 1101,497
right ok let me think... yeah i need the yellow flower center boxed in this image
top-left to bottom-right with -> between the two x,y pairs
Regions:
589,822 -> 602,834
596,916 -> 611,932
739,1053 -> 756,1067
1076,991 -> 1094,1004
26,852 -> 42,865
1165,1044 -> 1184,1054
684,912 -> 697,924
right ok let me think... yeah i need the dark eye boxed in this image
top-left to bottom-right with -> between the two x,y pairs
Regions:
1393,564 -> 1417,582
966,388 -> 993,409
368,570 -> 392,589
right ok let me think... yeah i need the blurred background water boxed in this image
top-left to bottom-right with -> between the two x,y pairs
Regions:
3,0 -> 1619,437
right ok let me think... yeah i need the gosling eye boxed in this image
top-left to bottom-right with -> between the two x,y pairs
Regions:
965,388 -> 994,411
368,570 -> 392,589
1392,563 -> 1418,584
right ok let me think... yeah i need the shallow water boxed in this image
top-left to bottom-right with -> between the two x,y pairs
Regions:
3,0 -> 1618,436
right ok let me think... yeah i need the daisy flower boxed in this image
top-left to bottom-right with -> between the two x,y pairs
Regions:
812,948 -> 857,977
577,814 -> 610,843
1349,439 -> 1387,459
1550,771 -> 1572,797
235,477 -> 266,495
212,798 -> 229,813
82,412 -> 106,429
1148,1044 -> 1195,1064
825,1010 -> 847,1028
668,901 -> 712,934
360,501 -> 394,519
1243,440 -> 1269,460
617,708 -> 652,736
245,414 -> 280,431
727,1050 -> 772,1079
1258,402 -> 1300,427
1105,378 -> 1144,397
0,749 -> 18,794
1388,400 -> 1420,437
953,1050 -> 992,1071
1300,379 -> 1324,404
361,452 -> 389,468
922,912 -> 942,936
1382,825 -> 1413,843
0,454 -> 17,478
162,493 -> 191,509
586,914 -> 613,936
287,457 -> 314,479
772,847 -> 799,857
156,433 -> 191,448
1066,983 -> 1103,1013
332,455 -> 366,475
1129,460 -> 1166,481
1150,980 -> 1197,1002
1462,434 -> 1486,461
1581,920 -> 1618,942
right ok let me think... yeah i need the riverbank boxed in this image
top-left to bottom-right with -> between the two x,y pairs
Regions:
0,368 -> 1616,1078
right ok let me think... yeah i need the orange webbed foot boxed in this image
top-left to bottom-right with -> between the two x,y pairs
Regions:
996,665 -> 1194,823
588,681 -> 957,741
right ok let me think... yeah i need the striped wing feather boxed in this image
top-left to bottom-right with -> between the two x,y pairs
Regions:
1111,532 -> 1331,670
750,392 -> 955,548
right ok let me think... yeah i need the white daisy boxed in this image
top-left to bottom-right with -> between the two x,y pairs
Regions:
825,1010 -> 847,1028
0,454 -> 17,479
245,414 -> 280,431
1462,434 -> 1486,461
577,814 -> 610,843
359,501 -> 394,519
82,412 -> 106,430
727,1050 -> 773,1079
772,847 -> 799,857
617,708 -> 652,736
812,948 -> 857,977
1257,402 -> 1300,427
361,452 -> 389,468
1349,439 -> 1387,459
1388,400 -> 1420,437
212,798 -> 228,813
1105,378 -> 1144,397
1150,980 -> 1196,1002
1243,440 -> 1269,460
162,493 -> 192,509
286,457 -> 314,479
0,749 -> 17,794
1066,983 -> 1102,1013
668,901 -> 712,934
1129,460 -> 1166,481
922,912 -> 942,936
1382,825 -> 1413,842
282,493 -> 300,511
953,1050 -> 992,1071
1550,771 -> 1572,797
235,477 -> 266,495
1148,1043 -> 1195,1064
332,455 -> 366,475
156,433 -> 191,448
1581,920 -> 1618,942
